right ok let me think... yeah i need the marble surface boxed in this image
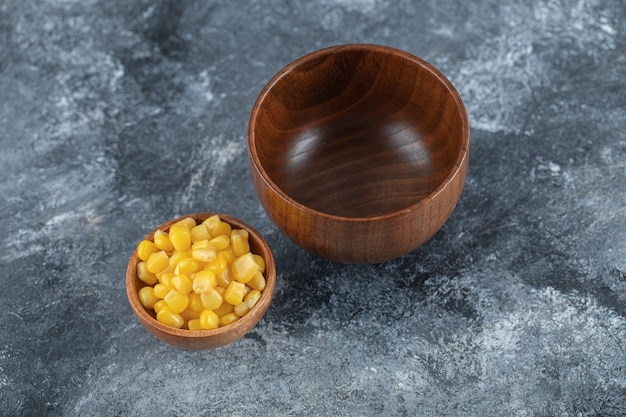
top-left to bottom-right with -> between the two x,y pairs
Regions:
1,0 -> 625,415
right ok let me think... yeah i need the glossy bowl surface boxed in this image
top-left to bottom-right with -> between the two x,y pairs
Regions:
126,213 -> 276,350
248,44 -> 470,264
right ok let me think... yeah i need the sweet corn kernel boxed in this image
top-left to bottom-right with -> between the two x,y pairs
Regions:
168,251 -> 190,268
245,289 -> 262,309
219,312 -> 239,327
153,230 -> 175,251
218,248 -> 235,264
190,224 -> 211,242
173,217 -> 197,229
153,283 -> 170,299
203,215 -> 232,237
231,229 -> 250,258
203,254 -> 228,275
157,271 -> 174,285
137,240 -> 159,261
138,286 -> 158,309
137,261 -> 158,285
232,253 -> 259,283
187,318 -> 203,331
192,270 -> 216,294
172,274 -> 192,295
200,287 -> 223,310
157,306 -> 184,328
155,267 -> 174,282
188,292 -> 204,313
164,290 -> 189,313
209,235 -> 230,251
153,299 -> 168,314
234,301 -> 250,317
213,298 -> 234,316
216,268 -> 232,288
252,254 -> 266,273
180,305 -> 200,321
169,226 -> 191,252
146,250 -> 169,274
224,281 -> 246,306
247,271 -> 266,291
191,241 -> 217,262
174,257 -> 201,276
199,309 -> 220,330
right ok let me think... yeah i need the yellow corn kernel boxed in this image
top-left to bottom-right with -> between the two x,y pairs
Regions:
188,292 -> 204,313
155,266 -> 174,282
159,272 -> 175,288
199,309 -> 220,330
203,215 -> 232,237
137,240 -> 159,261
190,240 -> 216,262
157,271 -> 174,286
245,289 -> 262,309
173,217 -> 197,229
216,268 -> 232,288
168,250 -> 191,268
217,248 -> 235,264
232,253 -> 259,283
247,271 -> 266,291
153,230 -> 175,251
180,305 -> 200,321
174,257 -> 201,276
219,312 -> 239,327
187,318 -> 203,331
200,286 -> 223,310
138,286 -> 158,309
252,254 -> 266,273
169,226 -> 191,252
190,223 -> 211,242
172,274 -> 193,295
137,261 -> 157,286
164,290 -> 189,313
203,254 -> 228,275
192,270 -> 216,294
233,301 -> 250,317
209,235 -> 230,251
146,250 -> 169,274
231,229 -> 250,258
213,297 -> 234,316
153,299 -> 168,314
156,306 -> 184,328
224,281 -> 246,306
153,283 -> 170,299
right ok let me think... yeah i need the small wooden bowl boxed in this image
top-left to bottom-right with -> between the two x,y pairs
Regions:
126,213 -> 276,350
248,44 -> 470,264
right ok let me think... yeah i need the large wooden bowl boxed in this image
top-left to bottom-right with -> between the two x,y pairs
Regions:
126,213 -> 276,350
248,44 -> 470,264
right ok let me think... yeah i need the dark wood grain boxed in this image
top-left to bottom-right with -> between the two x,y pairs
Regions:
126,213 -> 276,350
248,44 -> 470,264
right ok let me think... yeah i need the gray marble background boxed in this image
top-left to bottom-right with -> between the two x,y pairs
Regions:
1,0 -> 625,416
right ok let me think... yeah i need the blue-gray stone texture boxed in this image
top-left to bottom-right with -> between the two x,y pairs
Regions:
1,1 -> 625,416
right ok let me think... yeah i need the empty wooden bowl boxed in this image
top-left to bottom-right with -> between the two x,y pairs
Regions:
126,213 -> 276,350
248,44 -> 470,264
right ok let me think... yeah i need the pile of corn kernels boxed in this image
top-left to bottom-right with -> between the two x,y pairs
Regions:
135,215 -> 266,330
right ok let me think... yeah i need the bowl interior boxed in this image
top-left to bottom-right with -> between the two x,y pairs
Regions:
251,45 -> 467,218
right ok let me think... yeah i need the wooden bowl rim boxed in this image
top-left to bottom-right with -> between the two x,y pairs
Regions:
248,43 -> 470,222
125,212 -> 276,343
